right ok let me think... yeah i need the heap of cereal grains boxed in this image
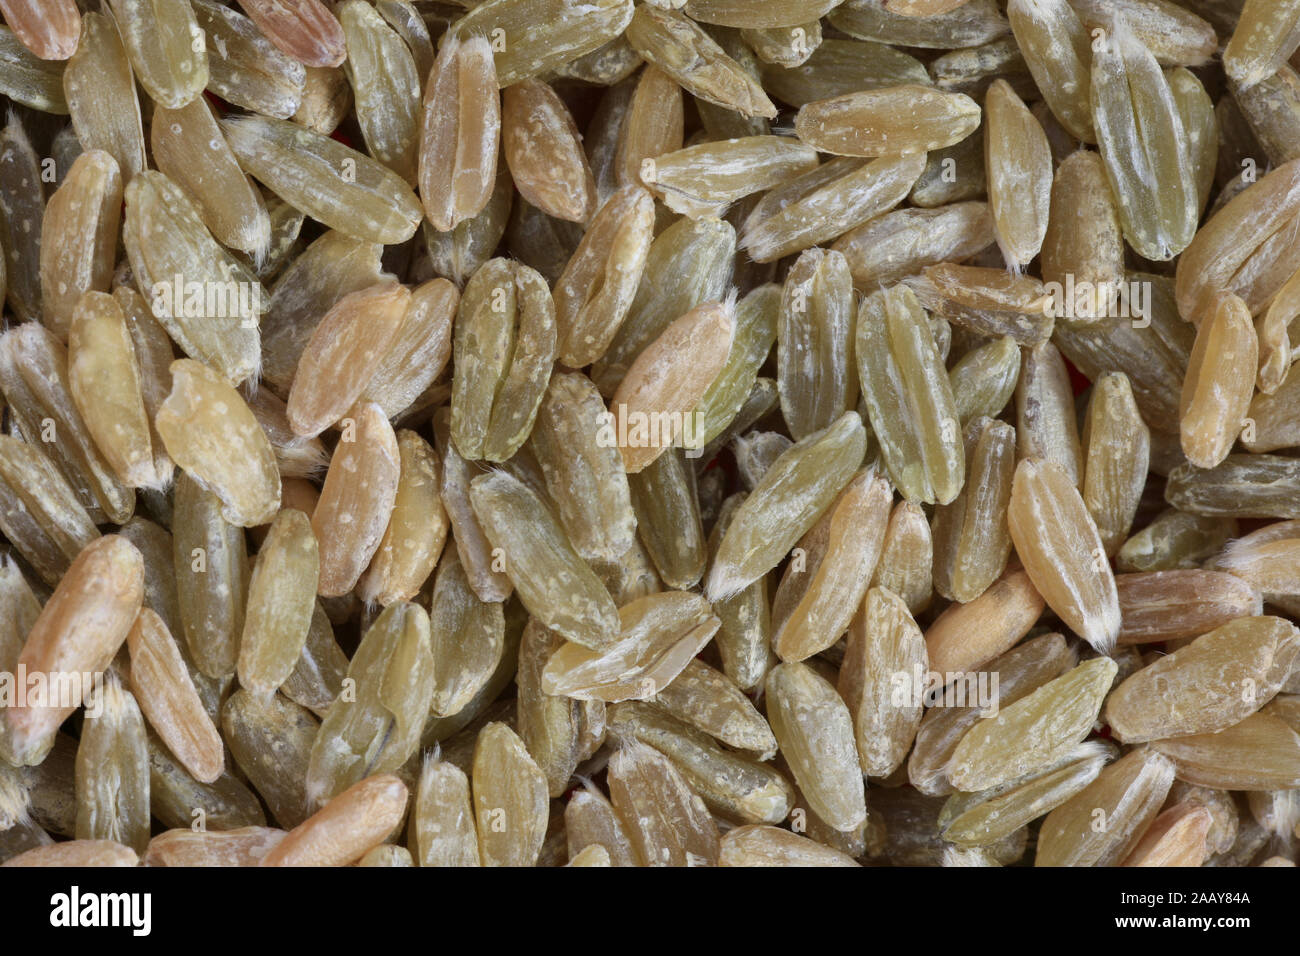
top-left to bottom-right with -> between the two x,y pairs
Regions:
1,0 -> 1300,869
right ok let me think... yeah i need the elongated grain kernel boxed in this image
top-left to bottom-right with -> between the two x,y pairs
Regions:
796,85 -> 981,157
40,151 -> 122,342
1041,150 -> 1124,301
1118,567 -> 1261,645
1150,713 -> 1300,790
1175,158 -> 1300,324
593,217 -> 736,396
359,280 -> 457,419
143,827 -> 287,867
3,840 -> 137,868
420,37 -> 500,232
830,0 -> 1011,50
451,259 -> 556,462
648,658 -> 775,756
281,603 -> 346,716
910,633 -> 1075,796
719,825 -> 859,867
262,774 -> 407,867
941,741 -> 1113,848
0,116 -> 44,324
288,282 -> 409,439
947,657 -> 1116,792
904,264 -> 1053,345
0,0 -> 79,60
192,0 -> 306,119
1016,340 -> 1083,486
628,449 -> 706,589
551,188 -> 655,369
839,587 -> 927,777
607,738 -> 719,866
646,136 -> 817,220
306,602 -> 433,806
772,469 -> 891,662
690,289 -> 776,447
128,609 -> 223,785
1223,0 -> 1300,89
312,404 -> 400,597
777,249 -> 857,440
152,97 -> 271,256
565,786 -> 640,867
4,536 -> 143,766
932,417 -> 1016,603
606,702 -> 793,824
246,389 -> 325,483
337,1 -> 419,185
705,495 -> 772,694
542,590 -> 719,701
221,689 -> 317,828
1118,508 -> 1236,573
856,286 -> 964,505
616,66 -> 684,192
122,171 -> 263,386
741,153 -> 924,265
223,113 -> 421,244
626,6 -> 774,119
1009,458 -> 1120,654
1091,24 -> 1198,260
443,0 -> 634,88
64,13 -> 146,183
833,201 -> 995,290
1169,68 -> 1217,215
762,37 -> 928,106
157,360 -> 280,528
0,324 -> 134,524
426,550 -> 504,719
1121,803 -> 1212,867
1006,0 -> 1095,141
104,0 -> 208,110
1180,292 -> 1257,469
707,412 -> 866,600
503,78 -> 595,223
67,292 -> 156,491
469,469 -> 619,649
869,500 -> 934,615
516,621 -> 583,797
984,79 -> 1051,269
1107,616 -> 1298,741
410,754 -> 479,867
172,471 -> 247,680
925,568 -> 1045,677
611,298 -> 735,473
74,674 -> 149,853
530,372 -> 637,570
238,510 -> 319,699
434,411 -> 512,603
261,230 -> 386,395
238,0 -> 346,68
471,722 -> 548,867
949,336 -> 1020,426
147,737 -> 265,831
1082,373 -> 1150,555
357,431 -> 448,606
766,661 -> 865,832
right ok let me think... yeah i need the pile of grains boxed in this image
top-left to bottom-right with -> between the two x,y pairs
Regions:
1,0 -> 1300,869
